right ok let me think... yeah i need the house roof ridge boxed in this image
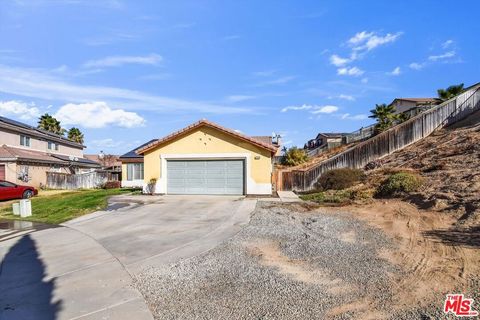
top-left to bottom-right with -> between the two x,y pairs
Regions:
136,119 -> 278,154
0,116 -> 85,148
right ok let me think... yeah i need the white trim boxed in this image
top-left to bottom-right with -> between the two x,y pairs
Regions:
145,153 -> 272,195
122,179 -> 144,188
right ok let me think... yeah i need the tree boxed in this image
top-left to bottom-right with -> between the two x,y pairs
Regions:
38,113 -> 65,135
369,103 -> 399,133
282,147 -> 308,166
437,83 -> 464,101
67,127 -> 84,144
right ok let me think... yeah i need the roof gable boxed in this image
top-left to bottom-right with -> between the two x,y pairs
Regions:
119,139 -> 157,159
136,120 -> 278,154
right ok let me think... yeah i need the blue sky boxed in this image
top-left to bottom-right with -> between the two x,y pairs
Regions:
0,0 -> 479,154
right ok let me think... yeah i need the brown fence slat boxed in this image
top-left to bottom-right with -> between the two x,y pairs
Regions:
46,171 -> 109,189
279,87 -> 480,192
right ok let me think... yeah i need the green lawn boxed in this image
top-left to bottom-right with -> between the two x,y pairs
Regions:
0,188 -> 133,224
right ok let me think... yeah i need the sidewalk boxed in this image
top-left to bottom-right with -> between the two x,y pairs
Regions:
0,226 -> 153,320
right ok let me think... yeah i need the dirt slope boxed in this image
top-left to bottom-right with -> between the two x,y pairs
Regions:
370,110 -> 480,225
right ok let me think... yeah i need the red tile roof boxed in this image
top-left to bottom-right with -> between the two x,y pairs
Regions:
251,136 -> 274,145
136,119 -> 279,154
0,145 -> 99,167
0,145 -> 65,164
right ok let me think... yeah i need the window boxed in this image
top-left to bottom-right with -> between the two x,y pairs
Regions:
20,135 -> 31,147
127,163 -> 144,181
0,181 -> 16,188
48,141 -> 59,151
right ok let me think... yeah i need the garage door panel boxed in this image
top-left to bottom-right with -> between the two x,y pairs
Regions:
167,160 -> 244,195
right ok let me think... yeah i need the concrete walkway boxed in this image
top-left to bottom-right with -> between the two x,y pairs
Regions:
0,195 -> 255,320
0,226 -> 152,320
276,191 -> 302,202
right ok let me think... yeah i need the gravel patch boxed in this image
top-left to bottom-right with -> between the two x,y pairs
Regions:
134,202 -> 414,319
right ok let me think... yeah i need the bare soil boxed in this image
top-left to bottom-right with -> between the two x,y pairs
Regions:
323,199 -> 480,316
369,112 -> 480,226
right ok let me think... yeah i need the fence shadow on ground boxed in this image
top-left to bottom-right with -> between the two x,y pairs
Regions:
422,225 -> 480,249
0,234 -> 62,319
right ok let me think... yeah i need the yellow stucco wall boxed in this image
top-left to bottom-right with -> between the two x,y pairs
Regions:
121,163 -> 128,181
143,127 -> 273,184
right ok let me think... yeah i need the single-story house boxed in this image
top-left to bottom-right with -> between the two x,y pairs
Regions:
119,139 -> 156,188
129,119 -> 279,195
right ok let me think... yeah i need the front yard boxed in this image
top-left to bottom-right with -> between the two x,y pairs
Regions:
0,188 -> 133,224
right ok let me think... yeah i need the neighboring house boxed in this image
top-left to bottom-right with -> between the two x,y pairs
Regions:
133,119 -> 279,195
85,153 -> 122,181
0,116 -> 100,187
389,97 -> 441,117
119,139 -> 156,188
305,133 -> 347,151
251,136 -> 282,156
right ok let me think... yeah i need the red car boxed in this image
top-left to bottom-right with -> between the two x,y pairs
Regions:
0,180 -> 38,201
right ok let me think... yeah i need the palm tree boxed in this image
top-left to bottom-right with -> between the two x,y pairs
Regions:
67,127 -> 84,144
369,103 -> 398,133
38,113 -> 65,135
437,83 -> 464,101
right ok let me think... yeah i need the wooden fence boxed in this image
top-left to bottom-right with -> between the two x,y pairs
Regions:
46,171 -> 109,189
278,84 -> 480,192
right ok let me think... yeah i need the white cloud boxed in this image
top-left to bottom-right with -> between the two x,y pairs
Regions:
227,95 -> 255,103
349,31 -> 403,51
91,138 -> 125,149
337,66 -> 364,76
409,62 -> 424,70
428,51 -> 456,61
329,54 -> 350,67
281,104 -> 313,112
338,94 -> 355,101
223,35 -> 241,41
311,105 -> 339,114
55,102 -> 145,128
0,64 -> 250,114
83,54 -> 163,68
340,113 -> 368,120
252,70 -> 276,77
0,100 -> 40,120
361,78 -> 369,83
348,31 -> 374,45
138,73 -> 171,81
442,39 -> 454,49
390,66 -> 401,75
281,104 -> 338,114
259,76 -> 296,86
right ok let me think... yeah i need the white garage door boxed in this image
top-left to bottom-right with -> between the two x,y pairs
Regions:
167,160 -> 244,195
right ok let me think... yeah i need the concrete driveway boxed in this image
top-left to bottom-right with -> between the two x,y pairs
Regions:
64,195 -> 255,273
0,195 -> 254,320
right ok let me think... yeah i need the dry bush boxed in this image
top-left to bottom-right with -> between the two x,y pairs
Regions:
376,172 -> 423,197
316,168 -> 366,191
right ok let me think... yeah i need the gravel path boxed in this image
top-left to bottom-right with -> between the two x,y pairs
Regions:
134,202 -> 425,319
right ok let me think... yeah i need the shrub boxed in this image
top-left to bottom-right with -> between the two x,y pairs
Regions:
282,147 -> 308,166
102,180 -> 121,189
316,168 -> 366,191
376,172 -> 423,197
